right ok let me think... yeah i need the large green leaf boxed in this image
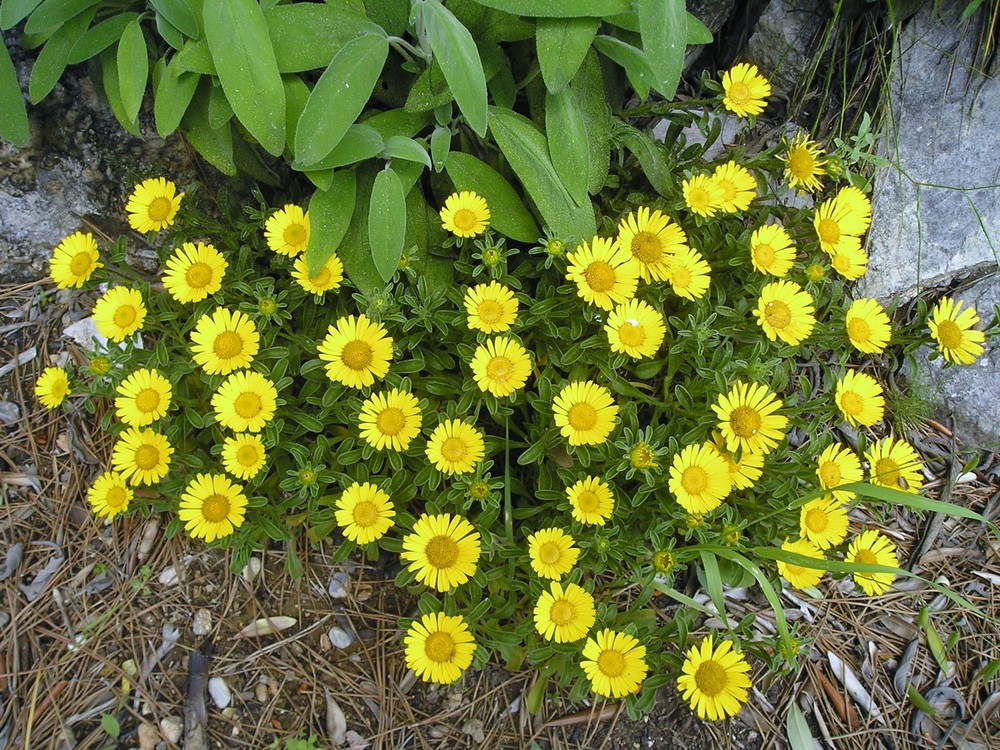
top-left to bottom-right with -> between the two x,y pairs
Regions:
154,55 -> 199,137
149,0 -> 199,39
362,0 -> 407,36
281,74 -> 310,156
0,39 -> 29,146
786,703 -> 815,750
592,34 -> 652,100
369,168 -> 407,282
687,12 -> 713,44
67,12 -> 137,64
28,13 -> 90,104
637,0 -> 685,99
1,0 -> 43,31
203,0 -> 285,156
361,108 -> 431,139
382,135 -> 431,169
544,88 -> 588,206
487,106 -> 595,246
445,152 -> 538,242
181,78 -> 235,174
470,0 -> 630,17
615,121 -> 673,196
99,47 -> 140,136
307,170 -> 357,276
294,32 -> 388,167
336,165 -> 383,296
293,124 -> 384,172
570,50 -> 610,196
535,17 -> 598,94
23,0 -> 100,35
421,0 -> 487,137
174,39 -> 215,75
116,20 -> 147,123
266,3 -> 380,73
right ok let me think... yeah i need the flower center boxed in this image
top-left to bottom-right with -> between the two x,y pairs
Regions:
237,444 -> 260,466
539,541 -> 562,565
631,444 -> 655,468
566,402 -> 597,431
311,267 -> 331,287
185,262 -> 213,289
687,187 -> 710,211
113,305 -> 138,329
847,318 -> 871,342
753,244 -> 776,268
717,179 -> 737,202
832,253 -> 852,274
854,548 -> 877,565
234,392 -> 262,418
817,218 -> 840,244
425,535 -> 459,569
352,500 -> 378,528
618,321 -> 646,348
201,492 -> 230,523
584,261 -> 616,292
549,599 -> 576,626
134,443 -> 160,470
764,300 -> 792,330
875,458 -> 900,485
213,331 -> 244,360
105,486 -> 128,508
631,232 -> 663,264
284,223 -> 307,247
727,82 -> 751,106
729,406 -> 762,437
476,300 -> 503,324
819,462 -> 842,487
694,660 -> 728,696
576,490 -> 600,513
453,208 -> 478,232
789,148 -> 815,177
840,391 -> 863,416
805,507 -> 828,532
485,356 -> 513,382
148,196 -> 172,222
341,340 -> 373,371
70,252 -> 93,276
672,265 -> 692,289
936,320 -> 963,349
135,388 -> 161,414
597,649 -> 625,677
682,466 -> 708,494
376,407 -> 406,436
424,631 -> 456,663
440,437 -> 467,463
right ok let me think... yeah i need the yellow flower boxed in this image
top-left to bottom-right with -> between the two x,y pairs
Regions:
749,224 -> 795,277
93,287 -> 146,343
630,442 -> 657,470
125,177 -> 183,233
552,380 -> 619,446
605,299 -> 666,359
212,371 -> 278,433
335,481 -> 395,544
221,433 -> 267,481
846,529 -> 899,596
49,232 -> 101,289
928,297 -> 986,365
783,133 -> 826,192
566,476 -> 615,526
667,246 -> 712,300
711,161 -> 756,213
34,366 -> 70,410
111,427 -> 173,486
292,252 -> 344,296
777,538 -> 825,589
668,443 -> 732,514
358,389 -> 422,452
190,308 -> 260,375
799,495 -> 850,550
161,241 -> 227,304
534,581 -> 596,643
404,612 -> 476,685
317,314 -> 394,390
753,280 -> 816,346
265,204 -> 310,257
804,263 -> 826,283
814,196 -> 868,255
829,238 -> 869,280
581,629 -> 649,698
712,380 -> 788,456
615,206 -> 688,282
865,437 -> 924,493
440,191 -> 490,238
565,236 -> 640,311
425,419 -> 486,475
709,432 -> 763,491
682,173 -> 724,218
677,635 -> 751,720
835,186 -> 872,234
401,512 -> 481,592
527,527 -> 579,580
845,298 -> 892,354
816,442 -> 863,502
177,473 -> 248,543
114,368 -> 172,427
463,281 -> 519,333
835,370 -> 884,427
86,471 -> 132,520
469,336 -> 532,397
721,62 -> 771,117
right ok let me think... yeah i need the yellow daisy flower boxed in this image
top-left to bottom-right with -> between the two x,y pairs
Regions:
93,286 -> 146,343
86,471 -> 133,520
317,314 -> 394,390
845,298 -> 892,354
605,299 -> 666,359
292,252 -> 343,296
777,538 -> 825,589
799,495 -> 850,550
34,366 -> 70,410
470,336 -> 532,398
753,280 -> 816,346
190,307 -> 260,375
566,476 -> 615,525
221,433 -> 267,480
581,629 -> 649,699
527,527 -> 580,580
721,62 -> 771,117
425,419 -> 486,475
114,368 -> 172,427
49,231 -> 101,289
712,381 -> 788,456
709,432 -> 763,491
782,132 -> 826,192
565,236 -> 640,311
404,612 -> 476,685
749,224 -> 795,277
616,206 -> 688,282
125,177 -> 183,233
682,173 -> 724,218
440,191 -> 490,238
712,161 -> 756,213
463,281 -> 519,333
829,238 -> 869,280
846,529 -> 899,596
835,370 -> 884,427
814,197 -> 868,255
816,443 -> 864,502
667,246 -> 712,300
669,443 -> 732,514
177,473 -> 248,543
212,370 -> 278,433
265,204 -> 310,257
835,186 -> 872,234
677,636 -> 751,720
335,481 -> 395,544
928,297 -> 986,365
552,380 -> 619,446
534,581 -> 597,644
401,512 -> 481,592
865,437 -> 924,494
161,241 -> 227,304
111,427 -> 173,486
358,389 -> 422,452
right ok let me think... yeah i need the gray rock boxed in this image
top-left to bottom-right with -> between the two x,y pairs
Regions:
746,0 -> 828,100
688,0 -> 738,36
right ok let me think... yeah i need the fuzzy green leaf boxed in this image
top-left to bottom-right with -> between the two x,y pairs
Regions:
369,168 -> 407,282
686,12 -> 713,44
24,0 -> 99,35
173,39 -> 215,75
307,170 -> 357,276
592,34 -> 652,100
429,125 -> 450,172
445,151 -> 539,242
181,78 -> 235,174
292,124 -> 384,172
362,108 -> 431,139
149,0 -> 199,40
116,20 -> 147,123
154,55 -> 199,137
266,3 -> 380,73
544,88 -> 588,206
382,135 -> 431,168
336,165 -> 383,296
281,74 -> 310,156
67,12 -> 137,64
637,0 -> 684,99
786,703 -> 814,750
99,48 -> 140,135
1,0 -> 43,31
203,0 -> 285,156
470,0 -> 629,17
0,40 -> 28,146
616,121 -> 673,196
28,17 -> 86,104
535,16 -> 598,93
571,49 -> 610,195
421,0 -> 487,137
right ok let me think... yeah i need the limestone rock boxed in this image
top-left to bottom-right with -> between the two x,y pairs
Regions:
746,0 -> 828,100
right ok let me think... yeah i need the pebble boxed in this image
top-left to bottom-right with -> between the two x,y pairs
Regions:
327,625 -> 354,649
136,722 -> 158,750
159,716 -> 182,744
255,680 -> 269,703
241,557 -> 262,583
208,676 -> 232,709
158,566 -> 179,586
462,719 -> 485,744
328,571 -> 349,598
192,608 -> 212,636
345,730 -> 370,749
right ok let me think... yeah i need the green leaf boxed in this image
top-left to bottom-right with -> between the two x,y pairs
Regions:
336,165 -> 383,296
68,12 -> 138,64
615,121 -> 673,196
1,0 -> 43,30
292,123 -> 383,172
544,88 -> 588,206
570,49 -> 610,196
117,20 -> 147,123
181,78 -> 235,174
368,168 -> 406,282
266,3 -> 381,73
470,0 -> 630,17
421,0 -> 487,137
698,551 -> 728,630
294,32 -> 388,166
207,80 -> 233,129
98,47 -> 139,135
281,73 -> 310,156
362,0 -> 408,36
154,12 -> 184,51
785,703 -> 814,750
535,17 -> 598,93
382,135 -> 431,168
149,0 -> 199,40
686,12 -> 713,45
592,34 -> 652,100
0,40 -> 29,146
637,0 -> 684,99
24,0 -> 100,35
307,170 -> 357,276
154,55 -> 199,137
445,152 -> 538,242
173,39 -> 215,75
429,125 -> 450,172
100,714 -> 120,739
840,481 -> 995,525
203,0 -> 285,156
403,59 -> 453,114
28,15 -> 88,104
362,108 -> 430,139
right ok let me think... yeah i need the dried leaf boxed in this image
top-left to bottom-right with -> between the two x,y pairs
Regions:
238,616 -> 297,637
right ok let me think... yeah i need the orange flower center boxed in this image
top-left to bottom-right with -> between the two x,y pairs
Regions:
105,486 -> 128,509
874,458 -> 900,485
485,356 -> 513,383
310,266 -> 331,287
847,318 -> 871,342
631,232 -> 663,264
682,466 -> 708,494
805,508 -> 828,532
935,320 -> 963,349
201,492 -> 230,523
424,631 -> 456,663
840,391 -> 863,416
576,490 -> 600,513
213,331 -> 244,360
476,299 -> 503,324
284,223 -> 307,247
376,407 -> 406,436
764,300 -> 792,330
539,541 -> 562,565
618,321 -> 646,348
70,252 -> 93,276
566,402 -> 597,431
853,548 -> 877,565
729,406 -> 762,437
185,262 -> 213,289
341,340 -> 373,371
237,444 -> 261,466
584,261 -> 616,292
694,660 -> 727,696
726,82 -> 751,106
452,208 -> 478,233
819,462 -> 842,488
817,218 -> 840,244
788,147 -> 815,177
234,392 -> 262,419
425,535 -> 459,569
753,244 -> 776,268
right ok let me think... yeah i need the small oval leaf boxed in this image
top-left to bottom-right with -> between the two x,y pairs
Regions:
307,170 -> 357,276
67,12 -> 138,65
154,56 -> 199,137
430,125 -> 451,172
637,0 -> 685,99
117,20 -> 148,123
545,88 -> 589,205
471,0 -> 629,17
382,135 -> 432,168
1,0 -> 43,31
421,0 -> 487,137
368,168 -> 407,282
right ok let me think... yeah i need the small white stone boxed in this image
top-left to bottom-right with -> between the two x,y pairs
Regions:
328,571 -> 349,598
221,707 -> 237,720
159,716 -> 183,744
136,722 -> 158,750
345,730 -> 370,749
158,566 -> 179,586
241,558 -> 262,582
327,625 -> 354,649
192,608 -> 212,636
208,676 -> 232,709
